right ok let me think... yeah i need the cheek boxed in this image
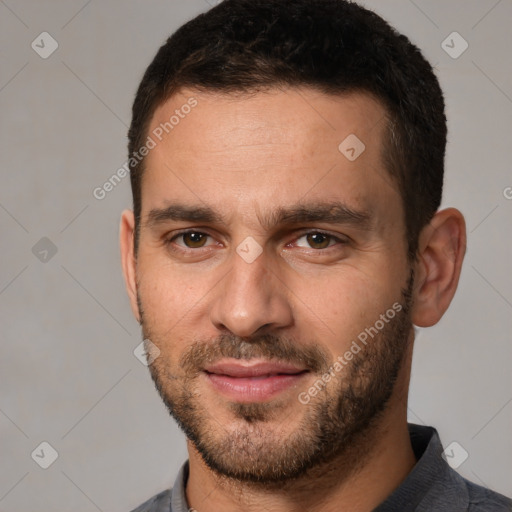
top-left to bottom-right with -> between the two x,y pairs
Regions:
290,268 -> 402,356
137,260 -> 189,327
137,272 -> 194,367
137,254 -> 219,336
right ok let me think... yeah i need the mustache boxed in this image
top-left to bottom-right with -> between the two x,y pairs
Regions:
179,332 -> 331,376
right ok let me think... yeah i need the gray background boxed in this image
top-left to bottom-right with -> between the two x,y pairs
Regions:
0,1 -> 511,510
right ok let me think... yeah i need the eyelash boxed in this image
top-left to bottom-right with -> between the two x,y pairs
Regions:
165,229 -> 348,252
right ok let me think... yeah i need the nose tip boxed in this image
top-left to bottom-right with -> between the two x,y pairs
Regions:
215,308 -> 274,339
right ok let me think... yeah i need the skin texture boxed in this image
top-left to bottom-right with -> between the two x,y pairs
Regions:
120,87 -> 466,512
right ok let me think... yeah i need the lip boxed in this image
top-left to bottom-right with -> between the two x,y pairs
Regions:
203,359 -> 309,402
204,360 -> 306,377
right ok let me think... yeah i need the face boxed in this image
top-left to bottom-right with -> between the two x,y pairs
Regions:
129,88 -> 415,483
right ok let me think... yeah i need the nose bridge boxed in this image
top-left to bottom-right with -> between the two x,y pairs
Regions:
210,245 -> 292,337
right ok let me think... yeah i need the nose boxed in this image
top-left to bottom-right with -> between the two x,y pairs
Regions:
209,246 -> 294,338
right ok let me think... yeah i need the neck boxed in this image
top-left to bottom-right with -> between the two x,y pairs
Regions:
186,340 -> 416,512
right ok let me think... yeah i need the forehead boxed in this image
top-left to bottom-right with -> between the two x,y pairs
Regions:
149,87 -> 388,156
142,87 -> 400,228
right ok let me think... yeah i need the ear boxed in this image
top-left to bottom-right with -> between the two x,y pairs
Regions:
411,208 -> 466,327
120,209 -> 140,323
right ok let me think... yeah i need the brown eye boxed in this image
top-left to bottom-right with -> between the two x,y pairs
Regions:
305,232 -> 332,249
179,232 -> 208,248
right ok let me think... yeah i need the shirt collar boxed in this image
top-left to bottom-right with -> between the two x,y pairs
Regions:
373,423 -> 447,511
170,460 -> 190,512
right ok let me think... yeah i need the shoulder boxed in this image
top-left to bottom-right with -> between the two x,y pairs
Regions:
129,488 -> 172,512
403,424 -> 511,511
463,478 -> 512,511
429,455 -> 512,511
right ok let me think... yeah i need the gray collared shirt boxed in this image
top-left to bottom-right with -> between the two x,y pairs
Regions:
130,423 -> 512,511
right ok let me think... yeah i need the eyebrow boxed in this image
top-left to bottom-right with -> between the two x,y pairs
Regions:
145,201 -> 372,231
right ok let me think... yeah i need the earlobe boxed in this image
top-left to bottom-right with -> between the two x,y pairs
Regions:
119,209 -> 141,323
411,208 -> 466,327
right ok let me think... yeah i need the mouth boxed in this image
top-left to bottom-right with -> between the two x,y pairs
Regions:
203,359 -> 310,402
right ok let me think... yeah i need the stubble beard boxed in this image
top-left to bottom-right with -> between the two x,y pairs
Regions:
139,270 -> 414,485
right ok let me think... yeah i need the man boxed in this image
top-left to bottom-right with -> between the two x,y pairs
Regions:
120,0 -> 512,510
